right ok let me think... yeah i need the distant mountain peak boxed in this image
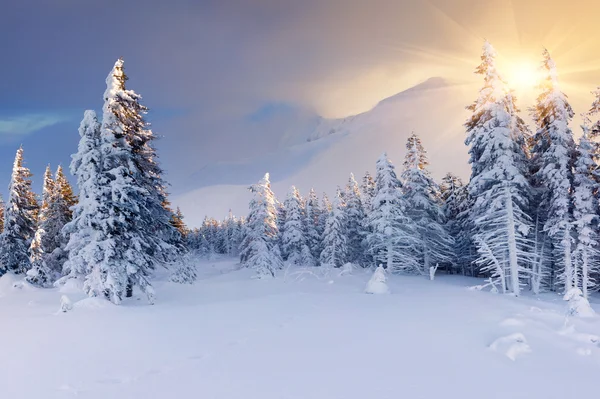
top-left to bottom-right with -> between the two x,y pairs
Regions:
377,77 -> 451,106
308,76 -> 453,142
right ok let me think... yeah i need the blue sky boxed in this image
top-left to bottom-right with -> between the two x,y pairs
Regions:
1,0 -> 599,203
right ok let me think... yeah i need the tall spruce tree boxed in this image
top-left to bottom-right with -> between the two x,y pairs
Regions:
401,134 -> 454,274
465,41 -> 533,295
0,148 -> 37,274
61,59 -> 175,304
531,49 -> 577,292
239,173 -> 283,277
366,153 -> 420,273
103,58 -> 184,264
320,188 -> 348,268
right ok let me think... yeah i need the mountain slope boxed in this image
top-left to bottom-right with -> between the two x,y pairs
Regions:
175,77 -> 474,225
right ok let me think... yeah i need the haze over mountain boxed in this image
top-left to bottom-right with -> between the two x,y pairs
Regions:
176,76 -> 474,226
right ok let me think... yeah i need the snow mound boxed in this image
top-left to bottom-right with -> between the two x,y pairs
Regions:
499,318 -> 524,327
73,297 -> 111,310
558,325 -> 600,344
564,288 -> 595,318
365,265 -> 389,294
489,333 -> 531,361
58,278 -> 83,294
0,273 -> 29,295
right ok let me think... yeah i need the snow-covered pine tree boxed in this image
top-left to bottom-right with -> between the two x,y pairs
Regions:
282,186 -> 313,266
276,200 -> 286,258
26,166 -> 55,286
320,193 -> 331,229
0,148 -> 38,274
0,195 -> 4,233
39,166 -> 55,219
169,207 -> 188,238
531,49 -> 577,293
239,173 -> 283,277
223,212 -> 244,257
62,62 -> 168,304
401,134 -> 454,274
103,58 -> 184,265
319,188 -> 348,268
367,153 -> 420,273
54,165 -> 76,218
440,173 -> 472,274
586,87 -> 600,192
361,171 -> 376,215
344,174 -> 367,265
465,41 -> 533,295
41,165 -> 77,276
61,111 -> 103,286
303,188 -> 322,263
572,118 -> 599,298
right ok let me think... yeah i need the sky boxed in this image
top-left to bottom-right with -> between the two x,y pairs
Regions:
1,0 -> 600,218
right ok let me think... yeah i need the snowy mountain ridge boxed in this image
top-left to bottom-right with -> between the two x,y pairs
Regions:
176,76 -> 474,225
308,77 -> 453,142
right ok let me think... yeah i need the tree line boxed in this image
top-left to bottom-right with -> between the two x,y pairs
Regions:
0,59 -> 194,304
209,42 -> 600,302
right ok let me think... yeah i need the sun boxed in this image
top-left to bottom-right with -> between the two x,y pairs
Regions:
504,59 -> 541,96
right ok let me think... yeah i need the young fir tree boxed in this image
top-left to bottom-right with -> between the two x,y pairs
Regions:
303,188 -> 322,263
282,186 -> 314,266
25,166 -> 56,286
531,49 -> 577,293
572,119 -> 599,298
0,148 -> 37,274
465,41 -> 533,295
401,134 -> 454,275
440,173 -> 472,274
367,153 -> 420,273
239,173 -> 283,277
319,188 -> 348,268
344,174 -> 367,265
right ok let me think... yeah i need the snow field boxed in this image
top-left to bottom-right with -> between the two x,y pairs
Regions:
1,258 -> 600,399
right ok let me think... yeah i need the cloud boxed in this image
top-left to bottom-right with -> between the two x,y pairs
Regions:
0,113 -> 69,137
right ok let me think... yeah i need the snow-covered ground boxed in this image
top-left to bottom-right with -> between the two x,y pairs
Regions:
1,258 -> 599,398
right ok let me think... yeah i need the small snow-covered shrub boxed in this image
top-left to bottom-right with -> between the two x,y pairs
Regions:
340,262 -> 354,276
59,295 -> 73,313
365,265 -> 389,294
564,288 -> 595,318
